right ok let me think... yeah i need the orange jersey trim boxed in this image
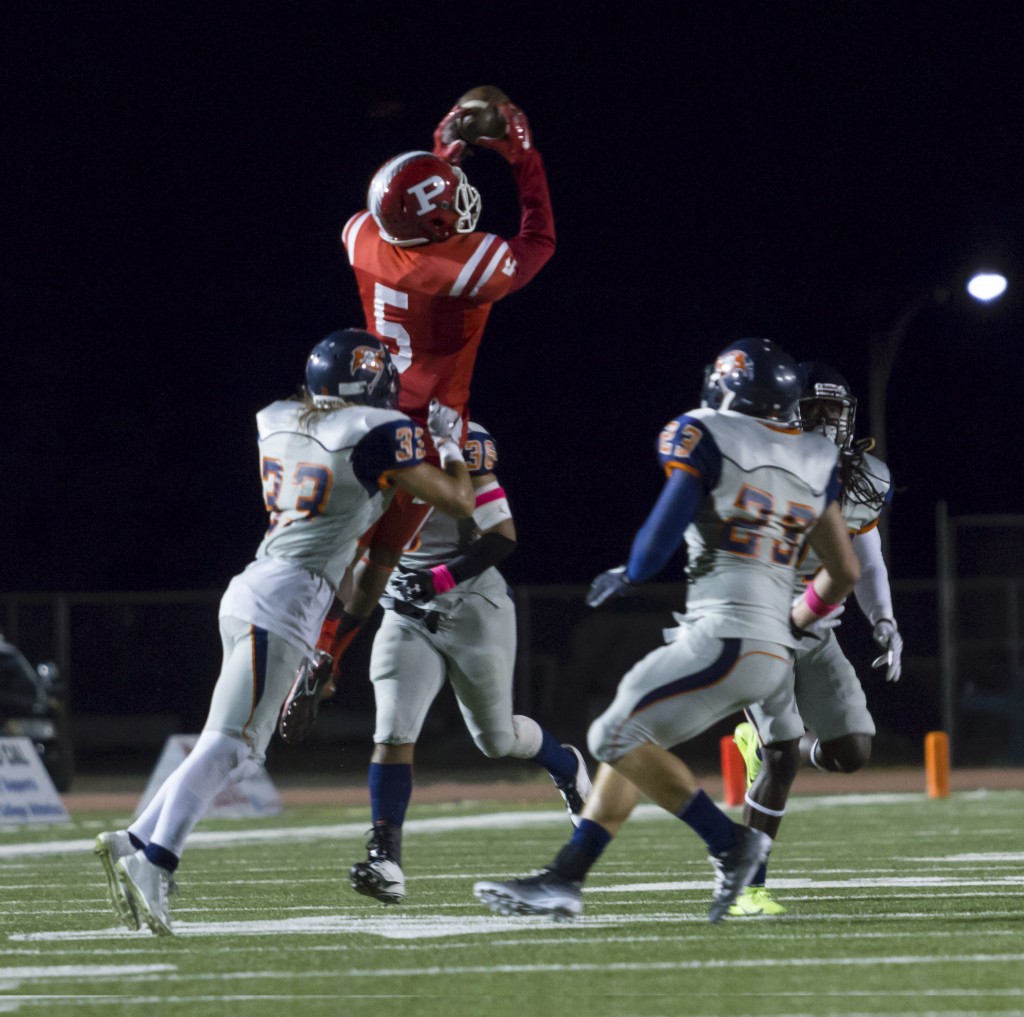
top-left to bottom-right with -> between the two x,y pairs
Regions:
664,461 -> 702,479
759,422 -> 802,434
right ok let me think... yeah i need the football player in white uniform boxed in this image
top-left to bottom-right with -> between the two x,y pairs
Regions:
93,329 -> 474,935
474,338 -> 861,923
344,422 -> 591,905
730,361 -> 903,916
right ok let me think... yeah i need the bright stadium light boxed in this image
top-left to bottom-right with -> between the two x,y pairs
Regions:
966,272 -> 1008,302
868,268 -> 1009,565
871,269 -> 1009,463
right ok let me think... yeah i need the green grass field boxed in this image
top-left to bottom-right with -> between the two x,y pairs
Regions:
2,788 -> 1023,1017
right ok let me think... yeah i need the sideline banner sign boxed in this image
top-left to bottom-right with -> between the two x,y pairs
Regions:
134,734 -> 282,819
0,737 -> 70,825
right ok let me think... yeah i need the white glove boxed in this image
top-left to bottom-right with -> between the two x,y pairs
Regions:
798,599 -> 845,638
790,589 -> 847,639
872,618 -> 903,682
586,565 -> 635,608
427,399 -> 463,467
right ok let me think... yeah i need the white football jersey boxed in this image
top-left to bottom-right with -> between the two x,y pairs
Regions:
794,451 -> 892,591
219,399 -> 431,652
251,399 -> 428,588
660,407 -> 841,646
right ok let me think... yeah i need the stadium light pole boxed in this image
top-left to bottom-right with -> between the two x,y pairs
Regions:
868,271 -> 1008,464
868,272 -> 1007,566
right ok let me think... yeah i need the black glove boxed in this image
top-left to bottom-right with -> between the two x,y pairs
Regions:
391,570 -> 436,605
586,565 -> 636,608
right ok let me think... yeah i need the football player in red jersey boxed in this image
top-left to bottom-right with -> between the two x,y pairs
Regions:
279,94 -> 555,740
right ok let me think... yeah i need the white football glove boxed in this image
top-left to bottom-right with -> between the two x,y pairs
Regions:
586,565 -> 635,608
872,618 -> 903,682
427,399 -> 463,467
790,594 -> 845,640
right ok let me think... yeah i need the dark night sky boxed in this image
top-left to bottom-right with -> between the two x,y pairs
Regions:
3,2 -> 1023,595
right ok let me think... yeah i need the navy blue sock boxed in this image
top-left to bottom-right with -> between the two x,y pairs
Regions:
678,789 -> 737,856
128,832 -> 146,851
369,762 -> 413,827
532,729 -> 577,778
144,843 -> 179,874
549,819 -> 612,882
751,858 -> 769,886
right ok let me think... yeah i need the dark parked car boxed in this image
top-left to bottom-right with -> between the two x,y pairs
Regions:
0,636 -> 74,792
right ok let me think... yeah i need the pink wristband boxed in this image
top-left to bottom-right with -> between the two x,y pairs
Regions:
804,584 -> 841,618
430,564 -> 457,594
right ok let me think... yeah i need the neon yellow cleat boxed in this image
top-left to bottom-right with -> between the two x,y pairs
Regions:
733,721 -> 762,789
728,885 -> 787,916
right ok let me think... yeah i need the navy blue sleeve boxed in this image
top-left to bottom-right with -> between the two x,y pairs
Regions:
657,415 -> 721,491
351,419 -> 427,495
625,468 -> 704,582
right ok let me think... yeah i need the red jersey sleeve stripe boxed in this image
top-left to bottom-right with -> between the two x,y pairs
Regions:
342,211 -> 373,264
470,240 -> 512,298
449,234 -> 499,297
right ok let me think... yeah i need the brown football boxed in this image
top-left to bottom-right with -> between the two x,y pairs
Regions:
453,85 -> 509,143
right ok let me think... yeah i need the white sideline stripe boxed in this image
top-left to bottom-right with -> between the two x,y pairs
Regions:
12,909 -> 1024,944
0,965 -> 174,978
14,914 -> 621,942
593,875 -> 1024,892
0,791 -> 1001,858
4,926 -> 1019,956
0,994 -> 423,1007
6,954 -> 1024,982
919,852 -> 1024,862
344,952 -> 1024,978
0,809 -> 585,858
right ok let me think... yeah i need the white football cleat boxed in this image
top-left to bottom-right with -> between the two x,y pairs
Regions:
117,851 -> 174,936
349,857 -> 406,905
95,830 -> 140,930
474,870 -> 582,921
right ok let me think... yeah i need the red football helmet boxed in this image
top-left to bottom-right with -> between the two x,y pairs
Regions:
368,151 -> 481,247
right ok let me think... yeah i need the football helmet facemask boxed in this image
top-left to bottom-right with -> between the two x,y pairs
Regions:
701,338 -> 802,421
368,151 -> 481,246
306,329 -> 400,409
798,361 -> 857,448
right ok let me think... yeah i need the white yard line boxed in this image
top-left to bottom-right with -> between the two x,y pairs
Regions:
342,952 -> 1024,977
0,965 -> 174,978
11,906 -> 1024,943
0,792 -> 1005,859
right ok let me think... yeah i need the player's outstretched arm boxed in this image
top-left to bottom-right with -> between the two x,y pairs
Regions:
793,502 -> 861,631
393,471 -> 517,604
587,469 -> 702,608
505,138 -> 556,293
393,461 -> 473,520
850,525 -> 903,680
391,400 -> 473,519
851,526 -> 894,625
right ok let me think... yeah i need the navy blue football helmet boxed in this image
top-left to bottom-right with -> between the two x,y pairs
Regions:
701,338 -> 802,421
799,361 -> 857,448
305,329 -> 400,409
